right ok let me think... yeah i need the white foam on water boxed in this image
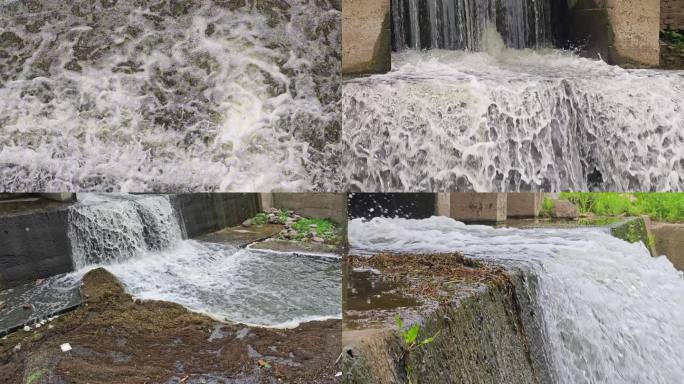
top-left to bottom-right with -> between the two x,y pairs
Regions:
342,47 -> 684,192
349,216 -> 684,383
0,1 -> 340,191
65,242 -> 341,328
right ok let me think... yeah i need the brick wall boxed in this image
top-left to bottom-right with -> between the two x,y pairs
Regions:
662,0 -> 684,30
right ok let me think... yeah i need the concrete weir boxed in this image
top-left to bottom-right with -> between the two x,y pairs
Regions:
0,194 -> 259,288
341,254 -> 550,384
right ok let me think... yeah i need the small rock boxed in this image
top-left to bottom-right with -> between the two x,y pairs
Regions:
23,326 -> 30,332
552,200 -> 579,219
309,224 -> 317,228
241,219 -> 252,227
13,344 -> 21,352
22,304 -> 33,310
312,236 -> 325,243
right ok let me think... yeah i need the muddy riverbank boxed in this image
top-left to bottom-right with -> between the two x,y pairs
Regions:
0,268 -> 341,384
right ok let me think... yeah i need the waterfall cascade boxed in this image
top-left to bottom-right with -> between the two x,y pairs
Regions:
392,0 -> 553,51
59,194 -> 341,327
349,217 -> 684,384
67,195 -> 182,269
342,50 -> 684,192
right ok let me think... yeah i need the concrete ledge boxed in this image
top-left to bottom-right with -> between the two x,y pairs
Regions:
342,0 -> 391,75
171,194 -> 260,239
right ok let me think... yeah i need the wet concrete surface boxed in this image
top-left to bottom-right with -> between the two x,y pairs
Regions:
0,198 -> 73,218
343,253 -> 506,332
340,253 -> 541,384
0,269 -> 341,384
249,239 -> 343,257
196,224 -> 284,247
0,280 -> 82,337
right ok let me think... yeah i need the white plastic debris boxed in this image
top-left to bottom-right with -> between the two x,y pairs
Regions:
60,343 -> 72,352
13,344 -> 21,352
23,326 -> 30,332
335,372 -> 342,377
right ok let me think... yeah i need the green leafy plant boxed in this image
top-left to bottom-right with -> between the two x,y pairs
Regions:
252,212 -> 269,225
661,30 -> 684,47
291,217 -> 338,242
394,315 -> 439,384
541,197 -> 555,217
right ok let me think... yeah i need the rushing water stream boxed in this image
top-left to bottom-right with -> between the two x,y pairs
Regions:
349,217 -> 684,383
0,1 -> 341,191
343,45 -> 684,192
16,194 -> 341,328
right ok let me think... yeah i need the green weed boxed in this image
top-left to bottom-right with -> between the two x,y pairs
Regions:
395,315 -> 439,384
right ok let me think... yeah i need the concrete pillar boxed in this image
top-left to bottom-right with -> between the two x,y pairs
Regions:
449,193 -> 507,223
435,193 -> 451,217
342,0 -> 391,75
507,193 -> 544,218
40,193 -> 76,202
260,193 -> 273,211
569,0 -> 660,67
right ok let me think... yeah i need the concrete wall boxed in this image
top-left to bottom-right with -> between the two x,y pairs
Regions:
341,272 -> 547,384
272,193 -> 347,224
507,193 -> 544,218
0,208 -> 74,288
170,194 -> 260,239
569,0 -> 660,66
662,0 -> 684,30
449,193 -> 507,223
342,0 -> 391,75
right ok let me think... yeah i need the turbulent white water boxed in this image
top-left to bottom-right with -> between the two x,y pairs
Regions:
342,48 -> 684,192
349,216 -> 684,384
63,194 -> 341,327
0,0 -> 340,191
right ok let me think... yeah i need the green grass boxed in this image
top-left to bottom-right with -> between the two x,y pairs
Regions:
291,217 -> 337,241
558,193 -> 684,222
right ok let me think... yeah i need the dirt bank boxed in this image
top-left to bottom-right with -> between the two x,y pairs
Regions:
0,269 -> 341,384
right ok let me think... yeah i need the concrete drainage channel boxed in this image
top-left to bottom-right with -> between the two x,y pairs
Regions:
0,193 -> 343,383
342,215 -> 684,384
